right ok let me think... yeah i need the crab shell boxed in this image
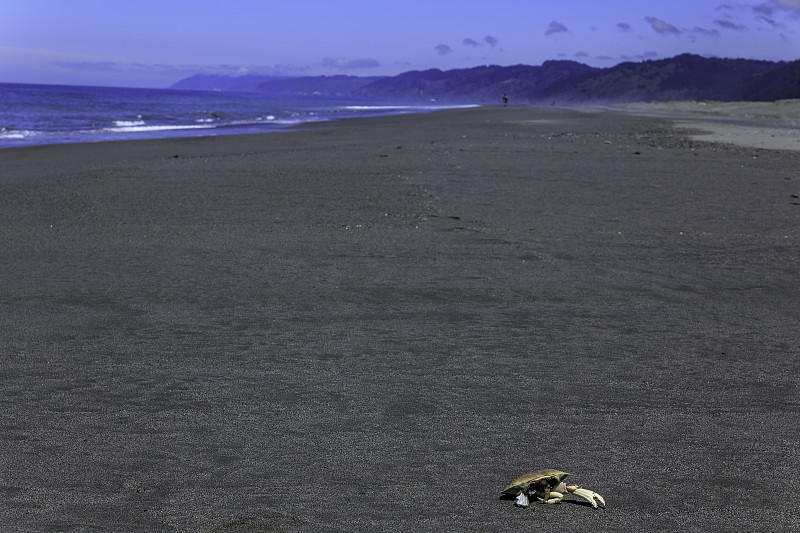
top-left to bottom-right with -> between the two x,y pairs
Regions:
502,468 -> 570,496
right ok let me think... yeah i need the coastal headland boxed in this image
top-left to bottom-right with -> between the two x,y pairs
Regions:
1,104 -> 798,532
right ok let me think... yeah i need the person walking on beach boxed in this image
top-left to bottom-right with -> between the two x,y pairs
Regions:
503,93 -> 509,106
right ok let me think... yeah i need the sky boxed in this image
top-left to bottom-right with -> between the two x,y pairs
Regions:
1,0 -> 799,88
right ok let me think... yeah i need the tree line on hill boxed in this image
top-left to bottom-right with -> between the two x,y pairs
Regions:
170,54 -> 800,103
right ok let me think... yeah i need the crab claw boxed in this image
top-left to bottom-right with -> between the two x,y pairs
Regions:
514,492 -> 530,507
567,485 -> 605,508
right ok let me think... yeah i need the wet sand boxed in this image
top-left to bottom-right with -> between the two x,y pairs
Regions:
1,105 -> 798,532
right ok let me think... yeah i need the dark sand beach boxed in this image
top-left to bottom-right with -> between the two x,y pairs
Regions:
1,105 -> 798,532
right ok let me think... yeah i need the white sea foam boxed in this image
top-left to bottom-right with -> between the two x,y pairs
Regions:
0,128 -> 42,140
112,120 -> 146,127
339,104 -> 480,111
340,105 -> 421,111
0,130 -> 30,139
105,124 -> 213,133
267,116 -> 325,126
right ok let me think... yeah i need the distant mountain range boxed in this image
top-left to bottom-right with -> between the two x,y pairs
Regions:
169,73 -> 384,95
169,54 -> 800,103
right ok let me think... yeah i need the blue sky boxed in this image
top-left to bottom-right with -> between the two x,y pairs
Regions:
1,0 -> 798,88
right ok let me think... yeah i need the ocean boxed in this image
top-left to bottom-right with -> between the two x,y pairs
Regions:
0,82 -> 476,149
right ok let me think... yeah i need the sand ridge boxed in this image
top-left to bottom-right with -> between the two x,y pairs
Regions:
605,99 -> 800,152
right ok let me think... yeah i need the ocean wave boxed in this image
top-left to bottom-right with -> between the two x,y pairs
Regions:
0,83 -> 482,149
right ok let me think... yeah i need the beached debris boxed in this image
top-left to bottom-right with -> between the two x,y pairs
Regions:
501,469 -> 605,509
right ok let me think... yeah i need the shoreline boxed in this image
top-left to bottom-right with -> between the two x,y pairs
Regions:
4,98 -> 800,154
1,105 -> 798,532
0,82 -> 482,151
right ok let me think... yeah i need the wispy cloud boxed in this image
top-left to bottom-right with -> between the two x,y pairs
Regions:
749,0 -> 800,27
713,19 -> 744,30
690,26 -> 720,37
754,12 -> 781,26
545,21 -> 569,36
771,0 -> 800,16
721,1 -> 797,28
462,36 -> 499,48
54,61 -> 120,72
645,16 -> 681,34
434,44 -> 453,55
321,57 -> 380,70
753,3 -> 774,15
53,60 -> 312,77
616,22 -> 632,32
